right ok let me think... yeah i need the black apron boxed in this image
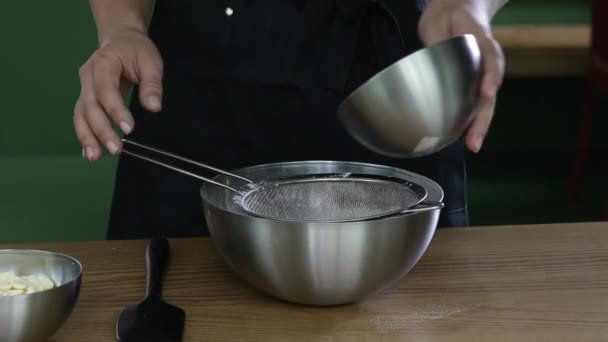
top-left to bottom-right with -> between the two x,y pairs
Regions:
106,0 -> 469,240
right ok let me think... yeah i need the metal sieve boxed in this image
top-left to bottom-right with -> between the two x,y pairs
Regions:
120,139 -> 443,222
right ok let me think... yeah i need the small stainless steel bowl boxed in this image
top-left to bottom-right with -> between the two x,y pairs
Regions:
0,249 -> 82,342
338,34 -> 483,158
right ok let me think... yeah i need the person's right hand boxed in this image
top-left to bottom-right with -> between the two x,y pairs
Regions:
74,30 -> 163,161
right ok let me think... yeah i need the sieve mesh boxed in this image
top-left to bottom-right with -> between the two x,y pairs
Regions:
238,178 -> 423,222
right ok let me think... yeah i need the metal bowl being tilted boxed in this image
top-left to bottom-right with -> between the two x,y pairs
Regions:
338,34 -> 483,158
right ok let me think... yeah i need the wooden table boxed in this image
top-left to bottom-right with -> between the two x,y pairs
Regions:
4,222 -> 608,341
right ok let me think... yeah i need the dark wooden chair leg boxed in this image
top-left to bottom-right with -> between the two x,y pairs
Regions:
604,195 -> 608,220
569,80 -> 595,201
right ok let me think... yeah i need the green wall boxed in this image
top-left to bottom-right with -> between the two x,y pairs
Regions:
0,1 -> 599,243
0,1 -> 98,156
0,2 -> 113,243
493,0 -> 590,25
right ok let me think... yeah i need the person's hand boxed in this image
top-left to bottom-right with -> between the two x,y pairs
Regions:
418,0 -> 506,153
74,30 -> 163,161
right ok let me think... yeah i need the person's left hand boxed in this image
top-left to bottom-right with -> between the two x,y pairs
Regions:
418,0 -> 507,153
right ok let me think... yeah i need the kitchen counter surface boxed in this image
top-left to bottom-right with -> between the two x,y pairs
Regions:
4,221 -> 608,341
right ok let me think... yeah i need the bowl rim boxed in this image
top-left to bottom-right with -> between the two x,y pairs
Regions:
200,160 -> 444,224
338,33 -> 479,108
0,249 -> 83,300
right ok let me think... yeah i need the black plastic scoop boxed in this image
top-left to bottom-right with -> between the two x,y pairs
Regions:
116,237 -> 185,342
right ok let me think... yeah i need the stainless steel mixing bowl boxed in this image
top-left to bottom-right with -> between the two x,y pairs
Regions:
201,161 -> 442,306
338,34 -> 483,158
0,250 -> 82,342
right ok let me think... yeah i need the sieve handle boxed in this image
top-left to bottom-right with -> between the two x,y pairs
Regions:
120,140 -> 249,193
123,139 -> 252,183
400,201 -> 444,214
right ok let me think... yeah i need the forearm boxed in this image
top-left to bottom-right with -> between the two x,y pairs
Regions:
89,0 -> 153,46
481,0 -> 508,16
424,0 -> 507,18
